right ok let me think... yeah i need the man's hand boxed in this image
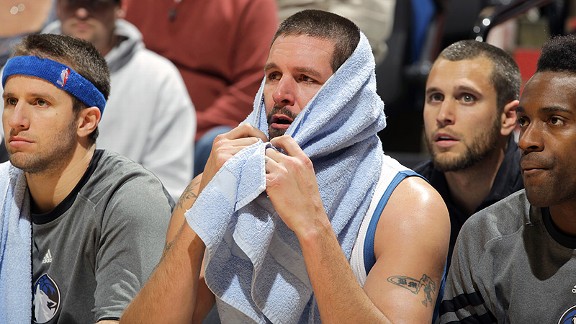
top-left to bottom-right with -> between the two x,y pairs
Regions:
264,135 -> 330,237
200,124 -> 268,193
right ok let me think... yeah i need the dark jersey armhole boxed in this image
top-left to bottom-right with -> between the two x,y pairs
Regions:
363,170 -> 422,272
362,170 -> 445,321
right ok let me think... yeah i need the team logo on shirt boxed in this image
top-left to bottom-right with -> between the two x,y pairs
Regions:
33,274 -> 60,324
558,305 -> 576,324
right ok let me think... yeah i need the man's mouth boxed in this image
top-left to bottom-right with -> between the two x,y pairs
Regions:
433,132 -> 458,142
270,115 -> 293,127
267,105 -> 297,131
520,156 -> 550,175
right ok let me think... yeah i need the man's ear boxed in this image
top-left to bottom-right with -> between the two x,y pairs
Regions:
77,107 -> 101,138
500,99 -> 518,136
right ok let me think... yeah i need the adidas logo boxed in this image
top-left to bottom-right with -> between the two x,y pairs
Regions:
42,250 -> 53,264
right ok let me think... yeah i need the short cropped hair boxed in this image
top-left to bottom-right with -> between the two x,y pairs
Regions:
537,34 -> 576,74
273,9 -> 360,72
12,34 -> 110,143
439,40 -> 521,114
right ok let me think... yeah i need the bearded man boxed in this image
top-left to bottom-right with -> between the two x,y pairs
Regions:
415,40 -> 524,270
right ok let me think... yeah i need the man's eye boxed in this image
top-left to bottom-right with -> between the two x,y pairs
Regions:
35,99 -> 49,107
300,75 -> 315,83
5,98 -> 17,106
267,72 -> 281,81
460,94 -> 476,103
428,93 -> 443,103
549,116 -> 564,126
517,116 -> 528,128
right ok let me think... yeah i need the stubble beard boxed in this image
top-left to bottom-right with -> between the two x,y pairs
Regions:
9,118 -> 78,174
428,117 -> 501,173
266,105 -> 298,140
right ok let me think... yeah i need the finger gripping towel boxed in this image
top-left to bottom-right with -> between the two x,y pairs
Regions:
186,32 -> 386,324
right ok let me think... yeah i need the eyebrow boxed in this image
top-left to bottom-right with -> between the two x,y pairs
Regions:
517,106 -> 574,114
264,62 -> 324,79
425,85 -> 480,96
2,91 -> 15,101
2,91 -> 57,103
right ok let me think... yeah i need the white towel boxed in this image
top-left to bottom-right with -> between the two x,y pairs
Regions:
186,32 -> 386,323
0,162 -> 31,323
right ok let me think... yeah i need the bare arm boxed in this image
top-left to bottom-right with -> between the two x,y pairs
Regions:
362,177 -> 449,322
265,136 -> 450,323
121,124 -> 268,323
120,193 -> 206,323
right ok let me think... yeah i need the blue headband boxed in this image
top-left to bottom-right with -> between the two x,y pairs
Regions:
2,56 -> 107,114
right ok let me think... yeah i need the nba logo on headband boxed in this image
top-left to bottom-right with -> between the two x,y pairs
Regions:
2,56 -> 107,114
57,68 -> 70,87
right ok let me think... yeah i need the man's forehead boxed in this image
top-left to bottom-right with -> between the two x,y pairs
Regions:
272,34 -> 335,50
268,35 -> 335,70
5,74 -> 62,89
3,75 -> 70,100
519,71 -> 576,111
428,59 -> 494,90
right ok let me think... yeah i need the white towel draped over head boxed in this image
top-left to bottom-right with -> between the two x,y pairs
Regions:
0,162 -> 31,323
186,32 -> 386,323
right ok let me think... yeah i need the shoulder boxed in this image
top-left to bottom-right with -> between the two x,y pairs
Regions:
459,189 -> 529,247
130,49 -> 182,78
374,174 -> 450,256
374,156 -> 447,227
88,151 -> 173,221
385,175 -> 448,224
97,150 -> 152,175
90,150 -> 171,198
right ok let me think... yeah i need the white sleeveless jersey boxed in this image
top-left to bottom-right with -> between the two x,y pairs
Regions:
350,154 -> 420,284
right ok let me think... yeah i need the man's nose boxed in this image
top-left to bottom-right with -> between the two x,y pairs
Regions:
518,121 -> 544,154
436,99 -> 456,127
6,102 -> 30,131
272,77 -> 295,107
73,7 -> 90,19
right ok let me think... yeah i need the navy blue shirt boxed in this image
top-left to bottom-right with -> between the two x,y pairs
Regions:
415,136 -> 524,271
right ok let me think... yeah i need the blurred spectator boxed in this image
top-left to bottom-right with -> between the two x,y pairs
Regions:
124,0 -> 278,176
368,0 -> 444,156
276,0 -> 395,64
0,0 -> 56,67
43,0 -> 196,201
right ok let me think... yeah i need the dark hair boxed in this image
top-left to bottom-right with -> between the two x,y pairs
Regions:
439,40 -> 521,114
273,9 -> 360,72
12,33 -> 110,143
537,34 -> 576,73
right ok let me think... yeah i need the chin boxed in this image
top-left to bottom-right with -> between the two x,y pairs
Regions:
432,155 -> 470,172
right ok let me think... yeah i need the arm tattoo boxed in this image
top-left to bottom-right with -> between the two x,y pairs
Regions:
387,274 -> 437,307
160,222 -> 185,262
176,178 -> 200,210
